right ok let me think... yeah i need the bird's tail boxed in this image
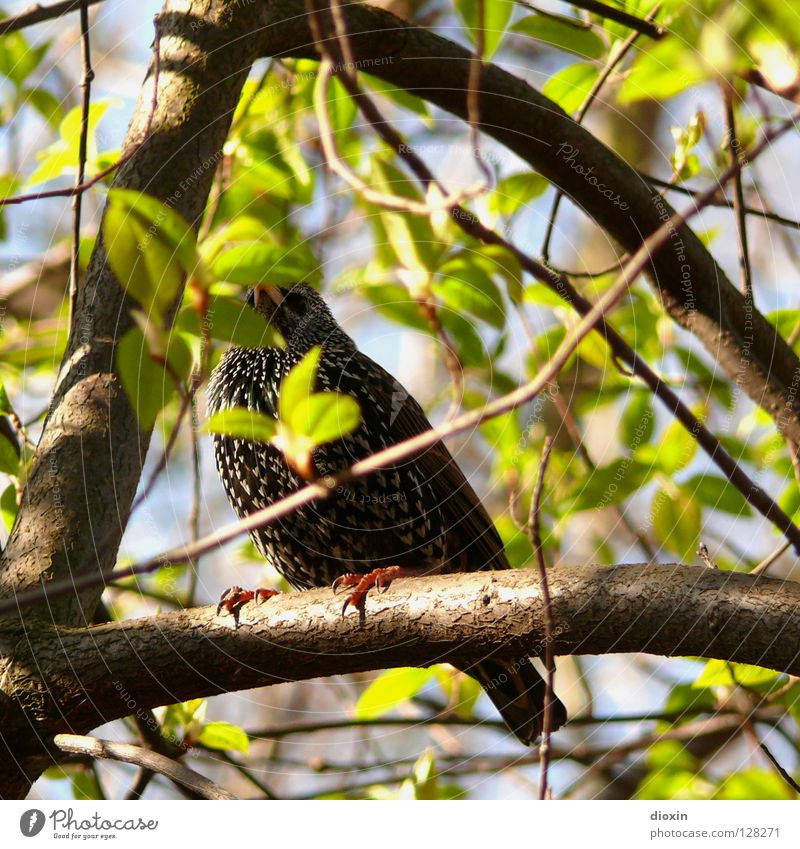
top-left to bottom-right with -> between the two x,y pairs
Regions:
464,656 -> 567,746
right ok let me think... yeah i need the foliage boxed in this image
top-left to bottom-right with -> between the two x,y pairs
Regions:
0,0 -> 799,801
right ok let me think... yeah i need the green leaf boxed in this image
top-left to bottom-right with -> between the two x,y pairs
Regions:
198,721 -> 250,754
354,667 -> 433,720
0,33 -> 50,88
455,0 -> 514,59
682,474 -> 752,517
176,295 -> 281,349
716,769 -> 793,800
620,392 -> 655,451
0,382 -> 12,415
278,347 -> 321,422
651,486 -> 701,560
0,433 -> 20,475
371,157 -> 441,274
22,86 -> 63,129
542,62 -> 600,114
618,40 -> 706,105
663,683 -> 717,716
71,769 -> 104,801
655,418 -> 698,474
487,171 -> 549,219
109,189 -> 198,272
512,14 -> 606,59
564,459 -> 656,513
693,659 -> 780,690
434,255 -> 505,329
212,242 -> 319,286
116,326 -> 190,429
104,189 -> 198,320
1,484 -> 18,532
206,408 -> 277,442
289,392 -> 361,445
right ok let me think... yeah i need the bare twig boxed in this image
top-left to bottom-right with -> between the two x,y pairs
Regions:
528,436 -> 556,800
53,734 -> 236,800
0,0 -> 105,35
751,541 -> 792,576
722,87 -> 753,299
643,174 -> 800,230
317,23 -> 800,551
69,1 -> 94,326
560,0 -> 666,40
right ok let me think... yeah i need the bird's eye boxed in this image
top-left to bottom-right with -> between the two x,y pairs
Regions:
285,292 -> 308,317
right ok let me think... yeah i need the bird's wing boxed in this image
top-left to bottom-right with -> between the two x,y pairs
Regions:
353,350 -> 510,573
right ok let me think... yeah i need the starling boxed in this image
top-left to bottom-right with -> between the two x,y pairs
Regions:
207,283 -> 567,745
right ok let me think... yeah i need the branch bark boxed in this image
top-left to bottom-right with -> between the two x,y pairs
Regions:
2,564 -> 799,796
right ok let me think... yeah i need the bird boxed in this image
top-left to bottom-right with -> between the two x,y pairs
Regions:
206,283 -> 567,745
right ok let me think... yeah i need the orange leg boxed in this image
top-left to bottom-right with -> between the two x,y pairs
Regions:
332,566 -> 415,615
216,585 -> 280,627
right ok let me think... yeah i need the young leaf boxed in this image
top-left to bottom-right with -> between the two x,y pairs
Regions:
512,14 -> 606,59
197,721 -> 250,754
278,347 -> 322,422
116,326 -> 191,429
104,189 -> 198,320
455,0 -> 513,59
289,392 -> 361,444
1,484 -> 18,532
206,408 -> 277,443
354,667 -> 433,720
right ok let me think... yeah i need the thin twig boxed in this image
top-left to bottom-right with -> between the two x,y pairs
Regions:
750,541 -> 791,576
528,436 -> 556,800
722,87 -> 753,299
312,59 -> 484,215
53,734 -> 236,800
644,173 -> 800,230
465,0 -> 493,189
0,0 -> 105,35
69,1 -> 94,326
560,0 -> 666,39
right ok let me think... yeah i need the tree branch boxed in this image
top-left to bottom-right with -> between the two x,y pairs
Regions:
53,734 -> 235,800
4,565 -> 799,759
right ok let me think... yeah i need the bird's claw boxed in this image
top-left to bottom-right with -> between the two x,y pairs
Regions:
332,566 -> 407,616
216,585 -> 280,628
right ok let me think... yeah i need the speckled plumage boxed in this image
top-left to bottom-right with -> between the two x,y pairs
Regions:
207,284 -> 567,744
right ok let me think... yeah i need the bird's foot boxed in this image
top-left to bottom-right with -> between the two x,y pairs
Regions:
216,585 -> 280,627
332,566 -> 411,615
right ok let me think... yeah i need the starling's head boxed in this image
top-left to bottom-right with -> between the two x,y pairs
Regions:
246,283 -> 353,352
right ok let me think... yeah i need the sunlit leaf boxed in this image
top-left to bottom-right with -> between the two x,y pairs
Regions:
355,667 -> 433,719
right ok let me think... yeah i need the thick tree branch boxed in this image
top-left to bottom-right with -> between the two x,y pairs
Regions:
2,564 -> 798,789
255,1 -> 800,443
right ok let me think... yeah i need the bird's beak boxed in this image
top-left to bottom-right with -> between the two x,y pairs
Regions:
253,284 -> 284,309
